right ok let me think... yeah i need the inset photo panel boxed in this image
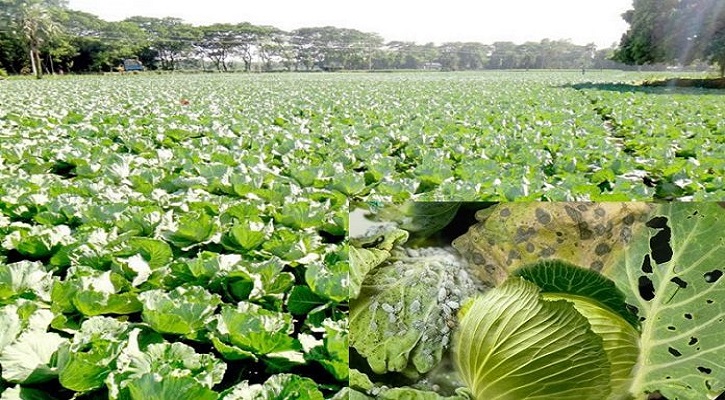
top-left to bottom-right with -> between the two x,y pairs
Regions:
349,202 -> 725,400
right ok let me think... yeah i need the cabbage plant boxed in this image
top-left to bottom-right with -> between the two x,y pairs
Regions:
351,202 -> 725,400
455,267 -> 639,400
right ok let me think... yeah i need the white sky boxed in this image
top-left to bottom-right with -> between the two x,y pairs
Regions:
66,0 -> 633,48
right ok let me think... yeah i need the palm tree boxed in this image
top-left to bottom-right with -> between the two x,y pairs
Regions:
21,2 -> 60,78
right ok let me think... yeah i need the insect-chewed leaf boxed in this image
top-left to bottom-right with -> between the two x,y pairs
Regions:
606,203 -> 725,399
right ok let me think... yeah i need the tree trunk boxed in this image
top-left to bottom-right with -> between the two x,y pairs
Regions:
29,47 -> 42,79
29,49 -> 37,77
34,48 -> 42,79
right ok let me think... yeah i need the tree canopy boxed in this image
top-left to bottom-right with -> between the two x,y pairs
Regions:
615,0 -> 725,76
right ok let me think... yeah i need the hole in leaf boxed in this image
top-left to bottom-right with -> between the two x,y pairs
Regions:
707,299 -> 714,304
670,277 -> 688,289
646,216 -> 673,264
667,326 -> 676,331
684,313 -> 693,320
668,347 -> 682,357
698,366 -> 712,375
641,255 -> 653,273
704,270 -> 723,283
638,276 -> 655,301
689,337 -> 698,345
626,304 -> 639,317
646,391 -> 669,400
646,216 -> 668,229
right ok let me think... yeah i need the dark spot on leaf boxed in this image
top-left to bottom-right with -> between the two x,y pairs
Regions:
638,276 -> 655,301
564,205 -> 583,222
668,347 -> 682,357
485,264 -> 496,274
667,325 -> 676,331
595,243 -> 611,256
689,337 -> 698,345
515,226 -> 537,243
526,242 -> 535,253
539,247 -> 555,257
641,255 -> 653,273
595,207 -> 606,217
623,213 -> 635,225
500,208 -> 511,217
684,313 -> 693,320
670,277 -> 688,289
535,208 -> 552,225
590,260 -> 604,271
593,223 -> 610,236
507,249 -> 521,263
698,366 -> 712,374
556,231 -> 563,237
706,299 -> 714,304
577,204 -> 589,212
471,252 -> 485,265
620,225 -> 632,243
578,222 -> 593,240
704,270 -> 723,283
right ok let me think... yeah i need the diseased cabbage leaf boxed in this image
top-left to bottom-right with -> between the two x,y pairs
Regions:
350,246 -> 479,375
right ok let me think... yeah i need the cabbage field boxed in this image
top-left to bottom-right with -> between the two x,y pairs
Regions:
350,202 -> 725,400
0,71 -> 723,399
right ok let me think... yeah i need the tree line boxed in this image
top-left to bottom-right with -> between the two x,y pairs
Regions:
1,0 -> 629,77
2,0 -> 723,78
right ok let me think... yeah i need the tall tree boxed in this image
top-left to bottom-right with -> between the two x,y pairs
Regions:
616,0 -> 725,76
2,0 -> 66,78
257,27 -> 291,71
124,16 -> 199,70
196,23 -> 237,72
